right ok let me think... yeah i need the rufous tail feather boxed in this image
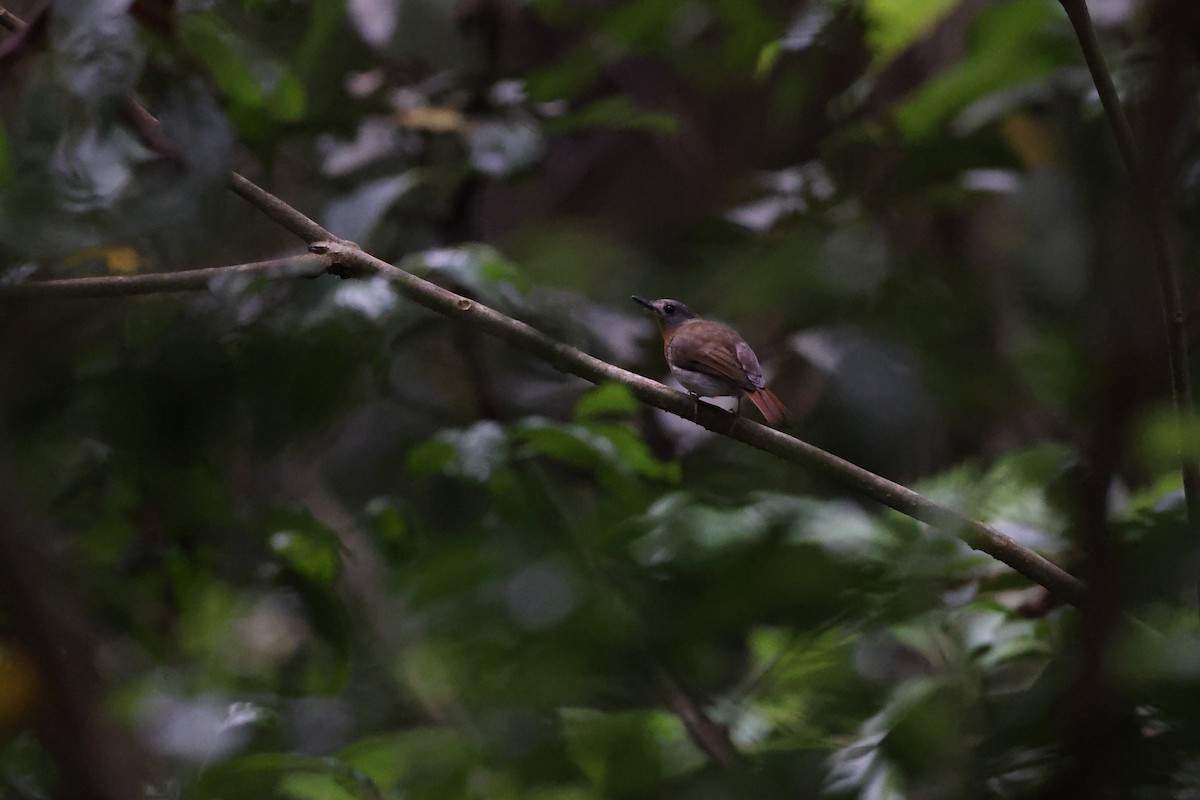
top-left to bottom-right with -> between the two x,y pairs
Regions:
745,387 -> 791,428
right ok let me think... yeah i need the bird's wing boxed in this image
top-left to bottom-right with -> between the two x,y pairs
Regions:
670,323 -> 758,391
734,340 -> 766,389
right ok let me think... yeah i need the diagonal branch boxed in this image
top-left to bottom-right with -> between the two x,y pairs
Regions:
308,242 -> 1088,606
0,234 -> 1089,604
0,4 -> 1088,607
228,173 -> 340,245
1058,0 -> 1200,535
654,665 -> 737,767
2,253 -> 331,298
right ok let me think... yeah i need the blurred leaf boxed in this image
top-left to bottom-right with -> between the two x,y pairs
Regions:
630,492 -> 770,566
545,95 -> 680,135
756,41 -> 783,79
268,509 -> 345,585
574,382 -> 640,422
515,418 -> 678,488
915,443 -> 1073,548
279,771 -> 361,800
862,0 -> 959,66
295,0 -> 348,77
194,752 -> 380,800
892,0 -> 1074,140
1136,405 -> 1200,473
322,172 -> 419,244
589,424 -> 679,482
516,419 -> 628,477
744,626 -> 858,742
1111,609 -> 1200,689
407,421 -> 511,483
347,0 -> 397,48
50,1 -> 145,108
467,116 -> 545,177
341,728 -> 474,791
560,708 -> 689,793
181,13 -> 308,125
403,244 -> 529,310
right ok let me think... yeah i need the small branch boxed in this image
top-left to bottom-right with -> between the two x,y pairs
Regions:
654,665 -> 737,767
1058,0 -> 1200,534
1,253 -> 332,298
228,173 -> 340,245
0,5 -> 24,31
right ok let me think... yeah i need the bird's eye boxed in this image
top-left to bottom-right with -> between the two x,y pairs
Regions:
662,304 -> 676,315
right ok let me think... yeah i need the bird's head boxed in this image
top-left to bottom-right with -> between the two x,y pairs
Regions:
631,296 -> 698,335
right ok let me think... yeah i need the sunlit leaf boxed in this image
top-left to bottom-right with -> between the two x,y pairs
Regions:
861,0 -> 959,66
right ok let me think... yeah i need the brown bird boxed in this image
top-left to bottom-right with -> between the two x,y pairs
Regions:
633,296 -> 791,428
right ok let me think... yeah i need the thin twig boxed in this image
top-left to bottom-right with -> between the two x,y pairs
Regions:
1058,0 -> 1200,539
1,253 -> 331,298
654,665 -> 737,767
228,173 -> 340,245
0,5 -> 23,31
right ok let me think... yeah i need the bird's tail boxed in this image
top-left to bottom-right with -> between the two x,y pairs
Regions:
744,387 -> 791,429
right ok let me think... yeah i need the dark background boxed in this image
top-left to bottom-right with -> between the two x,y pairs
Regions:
2,0 -> 1200,798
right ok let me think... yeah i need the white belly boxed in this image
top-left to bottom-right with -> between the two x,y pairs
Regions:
669,364 -> 740,397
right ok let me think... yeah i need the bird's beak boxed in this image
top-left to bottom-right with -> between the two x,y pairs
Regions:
631,295 -> 654,311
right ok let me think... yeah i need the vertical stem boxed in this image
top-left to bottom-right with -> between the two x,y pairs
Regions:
1058,0 -> 1200,600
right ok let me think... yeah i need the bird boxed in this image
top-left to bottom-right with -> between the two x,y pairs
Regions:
632,296 -> 791,428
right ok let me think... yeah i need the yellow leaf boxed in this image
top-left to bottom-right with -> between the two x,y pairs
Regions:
395,106 -> 466,133
61,245 -> 145,275
104,246 -> 143,275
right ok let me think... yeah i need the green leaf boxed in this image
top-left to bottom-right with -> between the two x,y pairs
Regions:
181,13 -> 308,124
279,771 -> 363,800
516,420 -> 620,473
340,729 -> 475,793
560,708 -> 699,792
891,0 -> 1075,140
862,0 -> 960,66
630,492 -> 771,565
590,424 -> 680,483
756,40 -> 783,80
1136,405 -> 1200,472
267,509 -> 345,584
267,74 -> 308,122
545,95 -> 680,136
194,753 -> 380,800
574,382 -> 640,422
